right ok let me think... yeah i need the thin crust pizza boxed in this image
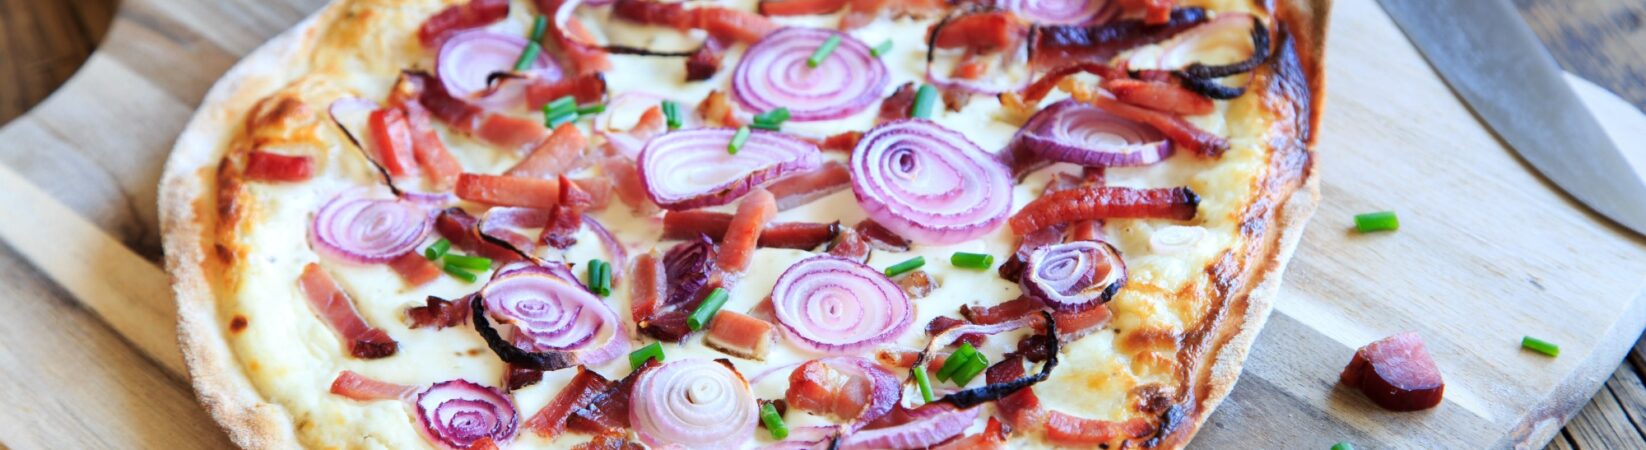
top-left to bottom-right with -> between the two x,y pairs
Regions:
159,0 -> 1329,448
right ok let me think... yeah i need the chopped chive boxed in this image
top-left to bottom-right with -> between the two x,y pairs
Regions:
910,84 -> 938,119
662,100 -> 683,130
1353,211 -> 1399,233
629,342 -> 665,368
936,342 -> 978,382
442,263 -> 479,283
729,126 -> 751,155
950,252 -> 994,270
754,107 -> 790,124
807,34 -> 843,68
545,95 -> 577,116
761,403 -> 788,440
1522,336 -> 1560,357
546,111 -> 578,128
513,41 -> 543,72
687,287 -> 731,331
750,121 -> 780,131
587,259 -> 612,296
913,364 -> 934,403
442,254 -> 493,271
871,39 -> 893,58
424,238 -> 452,261
1330,442 -> 1354,450
528,15 -> 550,42
576,103 -> 606,115
884,256 -> 926,278
951,351 -> 988,386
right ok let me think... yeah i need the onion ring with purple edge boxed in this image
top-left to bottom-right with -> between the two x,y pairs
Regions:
630,359 -> 759,449
414,379 -> 518,449
309,189 -> 431,264
771,255 -> 913,355
1021,240 -> 1127,311
733,28 -> 888,121
1014,100 -> 1172,167
640,128 -> 822,210
438,31 -> 559,110
850,119 -> 1012,244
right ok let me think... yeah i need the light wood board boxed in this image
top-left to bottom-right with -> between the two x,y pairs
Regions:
0,0 -> 1644,448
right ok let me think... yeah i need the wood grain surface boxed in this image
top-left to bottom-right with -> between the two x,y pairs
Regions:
1,0 -> 1645,449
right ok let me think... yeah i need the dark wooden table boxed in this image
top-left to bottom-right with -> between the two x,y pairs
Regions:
1,0 -> 1644,448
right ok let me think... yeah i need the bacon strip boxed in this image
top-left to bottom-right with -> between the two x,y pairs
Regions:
522,74 -> 610,110
818,131 -> 863,154
1009,186 -> 1199,234
1044,412 -> 1155,445
1102,78 -> 1215,115
1086,96 -> 1228,156
1021,63 -> 1126,104
568,360 -> 655,434
628,252 -> 665,330
611,0 -> 778,44
877,82 -> 918,123
526,367 -> 616,437
662,211 -> 838,250
406,71 -> 552,154
417,0 -> 510,48
930,11 -> 1025,52
244,151 -> 313,182
759,0 -> 847,15
456,173 -> 562,209
704,310 -> 775,360
330,370 -> 416,402
765,161 -> 852,210
435,207 -> 522,263
388,252 -> 441,287
787,359 -> 875,420
298,263 -> 398,359
369,107 -> 421,177
854,219 -> 910,252
401,102 -> 463,190
685,36 -> 730,81
407,296 -> 472,329
506,124 -> 588,178
716,189 -> 778,275
1029,8 -> 1208,69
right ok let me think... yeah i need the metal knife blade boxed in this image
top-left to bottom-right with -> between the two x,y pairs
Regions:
1378,0 -> 1646,236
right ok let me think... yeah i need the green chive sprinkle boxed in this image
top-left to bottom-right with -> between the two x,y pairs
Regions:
936,342 -> 978,382
545,95 -> 577,116
442,254 -> 493,271
951,351 -> 988,386
513,41 -> 543,72
576,103 -> 606,115
1522,336 -> 1560,357
424,239 -> 452,261
871,39 -> 893,58
1354,211 -> 1399,233
1330,442 -> 1354,450
884,256 -> 926,278
442,263 -> 479,283
761,403 -> 788,440
528,15 -> 550,42
662,100 -> 683,130
629,342 -> 665,369
807,34 -> 843,68
729,126 -> 751,155
546,111 -> 578,128
587,259 -> 612,296
950,252 -> 994,270
911,84 -> 939,119
914,364 -> 934,403
751,107 -> 791,131
687,287 -> 731,331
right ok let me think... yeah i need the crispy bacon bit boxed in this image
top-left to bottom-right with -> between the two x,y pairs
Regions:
854,220 -> 911,252
402,102 -> 463,190
878,82 -> 918,123
469,437 -> 501,450
406,71 -> 552,154
1086,95 -> 1227,156
696,90 -> 742,127
926,316 -> 984,348
435,208 -> 521,263
407,296 -> 471,329
568,359 -> 655,434
897,270 -> 937,299
876,349 -> 951,370
477,114 -> 554,155
506,359 -> 545,391
456,173 -> 561,209
766,161 -> 852,210
629,251 -> 665,326
1120,0 -> 1177,24
759,0 -> 847,15
704,310 -> 776,360
539,179 -> 588,249
612,0 -> 778,44
685,37 -> 730,81
639,239 -> 718,342
388,252 -> 442,287
819,131 -> 863,154
934,417 -> 1008,450
417,0 -> 510,48
369,107 -> 421,177
962,297 -> 1044,326
1030,8 -> 1208,69
662,211 -> 838,250
1052,304 -> 1112,342
787,359 -> 874,420
330,370 -> 416,402
826,226 -> 871,262
527,367 -> 616,437
298,263 -> 398,359
716,189 -> 778,275
571,434 -> 645,450
1009,186 -> 1199,234
1102,78 -> 1214,115
1044,412 -> 1154,445
1021,63 -> 1127,104
523,74 -> 610,110
931,11 -> 1026,52
244,150 -> 313,182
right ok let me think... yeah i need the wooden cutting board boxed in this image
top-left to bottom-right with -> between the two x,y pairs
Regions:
1,0 -> 1644,448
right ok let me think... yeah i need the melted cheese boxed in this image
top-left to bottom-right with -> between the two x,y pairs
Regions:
218,0 -> 1275,448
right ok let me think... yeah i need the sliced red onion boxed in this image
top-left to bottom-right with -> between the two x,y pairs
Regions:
850,119 -> 1011,244
583,215 -> 627,286
415,379 -> 518,449
771,255 -> 912,355
1021,241 -> 1127,312
1003,0 -> 1116,25
630,359 -> 759,449
733,28 -> 887,121
482,270 -> 628,366
823,357 -> 900,433
640,128 -> 822,210
310,189 -> 431,263
839,404 -> 978,450
1014,100 -> 1172,167
439,31 -> 560,110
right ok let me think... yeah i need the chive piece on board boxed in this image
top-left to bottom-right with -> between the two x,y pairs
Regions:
1521,336 -> 1560,357
1354,211 -> 1399,233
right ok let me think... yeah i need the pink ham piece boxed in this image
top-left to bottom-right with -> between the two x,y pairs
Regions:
330,370 -> 417,402
1340,331 -> 1445,411
703,310 -> 775,360
298,263 -> 398,359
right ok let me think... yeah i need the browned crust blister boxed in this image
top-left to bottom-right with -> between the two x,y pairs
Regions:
158,0 -> 1331,448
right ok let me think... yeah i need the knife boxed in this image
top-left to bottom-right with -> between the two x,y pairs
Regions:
1378,0 -> 1646,236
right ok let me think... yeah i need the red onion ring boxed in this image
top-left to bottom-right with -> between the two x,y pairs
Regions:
630,359 -> 759,449
438,31 -> 560,110
415,379 -> 518,449
850,119 -> 1012,244
482,270 -> 628,365
1022,241 -> 1127,312
1004,0 -> 1116,25
839,404 -> 978,449
1014,100 -> 1172,167
640,128 -> 822,210
733,28 -> 887,121
771,255 -> 913,354
821,357 -> 900,433
310,189 -> 431,263
583,215 -> 627,286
